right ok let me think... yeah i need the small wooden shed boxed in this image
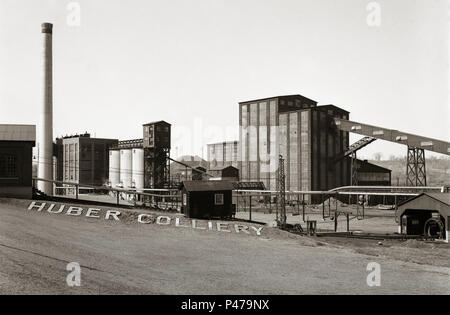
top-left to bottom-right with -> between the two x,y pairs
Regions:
179,180 -> 235,219
397,193 -> 449,243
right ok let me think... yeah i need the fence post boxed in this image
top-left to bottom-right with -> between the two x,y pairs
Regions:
346,213 -> 350,232
328,197 -> 331,217
334,211 -> 338,232
362,201 -> 365,219
249,195 -> 252,222
269,192 -> 272,213
302,193 -> 305,223
322,194 -> 325,219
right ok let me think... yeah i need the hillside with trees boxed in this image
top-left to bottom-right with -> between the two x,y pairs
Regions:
369,155 -> 450,187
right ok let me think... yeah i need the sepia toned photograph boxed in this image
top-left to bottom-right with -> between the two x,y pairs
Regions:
0,0 -> 449,301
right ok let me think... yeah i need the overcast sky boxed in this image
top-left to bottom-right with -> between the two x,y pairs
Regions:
0,0 -> 449,160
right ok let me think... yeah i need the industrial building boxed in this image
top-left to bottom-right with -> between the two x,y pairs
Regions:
207,141 -> 239,169
398,193 -> 449,243
180,180 -> 235,219
355,160 -> 391,186
209,165 -> 239,181
108,121 -> 172,190
55,133 -> 118,187
0,124 -> 35,199
239,95 -> 350,197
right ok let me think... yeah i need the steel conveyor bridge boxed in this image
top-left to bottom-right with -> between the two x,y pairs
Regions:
333,118 -> 450,186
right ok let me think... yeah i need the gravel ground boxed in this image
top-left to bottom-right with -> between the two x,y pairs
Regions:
0,198 -> 449,294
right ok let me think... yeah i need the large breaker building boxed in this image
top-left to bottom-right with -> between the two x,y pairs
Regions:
239,95 -> 350,195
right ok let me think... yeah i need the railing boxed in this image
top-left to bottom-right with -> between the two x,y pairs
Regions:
32,178 -> 181,209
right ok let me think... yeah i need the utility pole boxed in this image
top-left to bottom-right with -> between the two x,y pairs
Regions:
278,155 -> 286,228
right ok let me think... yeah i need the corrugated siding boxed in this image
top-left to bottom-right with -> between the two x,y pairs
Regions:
300,110 -> 311,198
269,100 -> 278,191
319,111 -> 327,191
259,102 -> 269,189
289,112 -> 298,192
279,113 -> 288,190
249,103 -> 258,181
240,105 -> 248,180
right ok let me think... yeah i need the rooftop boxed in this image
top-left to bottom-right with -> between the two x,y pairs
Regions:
209,165 -> 239,171
0,124 -> 35,142
398,192 -> 450,208
143,120 -> 171,126
425,193 -> 450,206
357,160 -> 392,173
317,104 -> 350,114
180,180 -> 235,192
207,141 -> 238,146
239,94 -> 317,105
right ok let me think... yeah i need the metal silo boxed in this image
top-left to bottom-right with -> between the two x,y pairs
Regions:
120,149 -> 133,188
109,149 -> 120,187
132,148 -> 144,191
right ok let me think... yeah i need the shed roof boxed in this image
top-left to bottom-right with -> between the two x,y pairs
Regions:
357,160 -> 391,173
208,165 -> 239,171
397,193 -> 450,218
180,180 -> 234,192
143,120 -> 171,126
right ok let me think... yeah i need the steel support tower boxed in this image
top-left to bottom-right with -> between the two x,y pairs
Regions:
406,147 -> 427,186
144,147 -> 170,188
277,155 -> 286,228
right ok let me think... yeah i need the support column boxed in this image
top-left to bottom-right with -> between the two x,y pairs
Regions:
350,152 -> 358,186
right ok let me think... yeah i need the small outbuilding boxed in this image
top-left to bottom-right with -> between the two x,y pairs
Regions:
0,124 -> 35,199
397,193 -> 450,243
179,180 -> 235,219
208,165 -> 239,181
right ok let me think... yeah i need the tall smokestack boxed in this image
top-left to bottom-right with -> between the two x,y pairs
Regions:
37,22 -> 53,195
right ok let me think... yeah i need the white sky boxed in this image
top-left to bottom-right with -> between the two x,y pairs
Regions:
0,0 -> 449,160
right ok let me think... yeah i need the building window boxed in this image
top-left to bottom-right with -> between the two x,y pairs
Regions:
0,154 -> 18,178
183,194 -> 187,206
214,193 -> 224,205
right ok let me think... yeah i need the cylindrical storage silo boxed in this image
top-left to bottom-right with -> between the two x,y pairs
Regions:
120,149 -> 133,188
132,148 -> 144,192
109,150 -> 120,187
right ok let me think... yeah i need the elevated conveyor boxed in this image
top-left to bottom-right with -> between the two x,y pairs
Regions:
333,118 -> 450,186
333,118 -> 450,156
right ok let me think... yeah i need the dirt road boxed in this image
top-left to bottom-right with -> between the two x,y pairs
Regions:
0,198 -> 449,294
